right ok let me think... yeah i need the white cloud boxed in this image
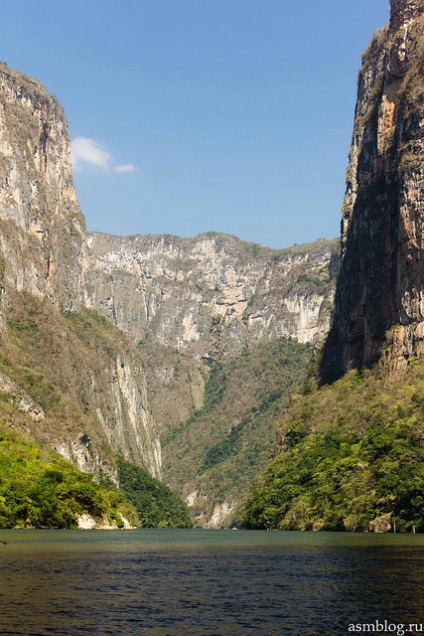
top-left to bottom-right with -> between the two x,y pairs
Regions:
71,137 -> 112,171
71,137 -> 138,174
114,163 -> 137,173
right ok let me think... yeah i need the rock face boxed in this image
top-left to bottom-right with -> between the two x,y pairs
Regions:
321,0 -> 424,382
0,62 -> 160,478
83,233 -> 338,528
0,63 -> 86,307
85,232 -> 339,360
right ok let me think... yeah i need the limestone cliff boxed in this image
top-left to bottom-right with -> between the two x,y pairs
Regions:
0,62 -> 160,478
85,232 -> 338,360
321,0 -> 424,382
0,62 -> 85,307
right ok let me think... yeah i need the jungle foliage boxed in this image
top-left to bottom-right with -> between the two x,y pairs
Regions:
241,363 -> 424,532
0,427 -> 133,528
117,458 -> 193,528
161,338 -> 314,524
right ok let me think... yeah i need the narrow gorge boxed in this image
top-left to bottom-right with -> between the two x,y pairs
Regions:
0,60 -> 339,527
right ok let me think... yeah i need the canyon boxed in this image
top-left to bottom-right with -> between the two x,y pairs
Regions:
0,60 -> 338,525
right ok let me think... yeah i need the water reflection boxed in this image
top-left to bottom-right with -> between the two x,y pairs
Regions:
0,530 -> 423,635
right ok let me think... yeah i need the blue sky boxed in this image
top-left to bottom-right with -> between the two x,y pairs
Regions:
2,1 -> 388,248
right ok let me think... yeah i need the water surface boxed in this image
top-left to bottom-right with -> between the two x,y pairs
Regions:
0,529 -> 423,635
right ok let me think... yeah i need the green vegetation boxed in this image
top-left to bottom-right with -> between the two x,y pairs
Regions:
63,307 -> 116,344
0,427 -> 133,528
161,360 -> 227,447
0,292 -> 154,465
0,291 -> 194,529
199,418 -> 248,474
241,363 -> 424,532
198,388 -> 285,474
288,269 -> 331,295
0,417 -> 192,530
117,458 -> 193,528
161,338 -> 314,525
201,360 -> 227,415
244,237 -> 338,260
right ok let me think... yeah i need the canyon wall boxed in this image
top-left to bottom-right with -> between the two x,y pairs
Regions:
85,232 -> 338,360
0,62 -> 160,477
0,63 -> 86,307
321,0 -> 424,382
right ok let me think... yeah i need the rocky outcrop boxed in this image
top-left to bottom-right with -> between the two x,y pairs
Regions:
85,232 -> 339,360
321,0 -> 424,382
77,512 -> 135,529
369,513 -> 393,533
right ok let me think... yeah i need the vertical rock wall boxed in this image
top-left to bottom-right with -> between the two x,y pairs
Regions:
0,63 -> 86,307
321,0 -> 424,382
85,232 -> 338,360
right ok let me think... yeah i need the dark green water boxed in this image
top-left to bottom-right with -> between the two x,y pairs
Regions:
0,529 -> 423,635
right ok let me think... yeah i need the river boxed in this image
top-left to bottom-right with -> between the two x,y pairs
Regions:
0,529 -> 423,635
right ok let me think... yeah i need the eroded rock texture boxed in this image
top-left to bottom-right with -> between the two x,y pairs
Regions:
85,232 -> 338,360
321,0 -> 424,382
0,63 -> 86,307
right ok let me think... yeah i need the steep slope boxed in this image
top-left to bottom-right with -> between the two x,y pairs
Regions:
0,426 -> 139,529
0,291 -> 160,477
84,233 -> 339,526
161,338 -> 314,527
321,0 -> 424,382
85,234 -> 338,526
241,362 -> 424,532
0,62 -> 85,307
0,62 -> 161,485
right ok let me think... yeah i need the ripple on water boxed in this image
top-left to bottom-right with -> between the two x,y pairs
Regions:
0,530 -> 424,635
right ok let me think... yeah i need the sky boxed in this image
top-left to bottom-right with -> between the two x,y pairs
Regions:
2,1 -> 389,249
